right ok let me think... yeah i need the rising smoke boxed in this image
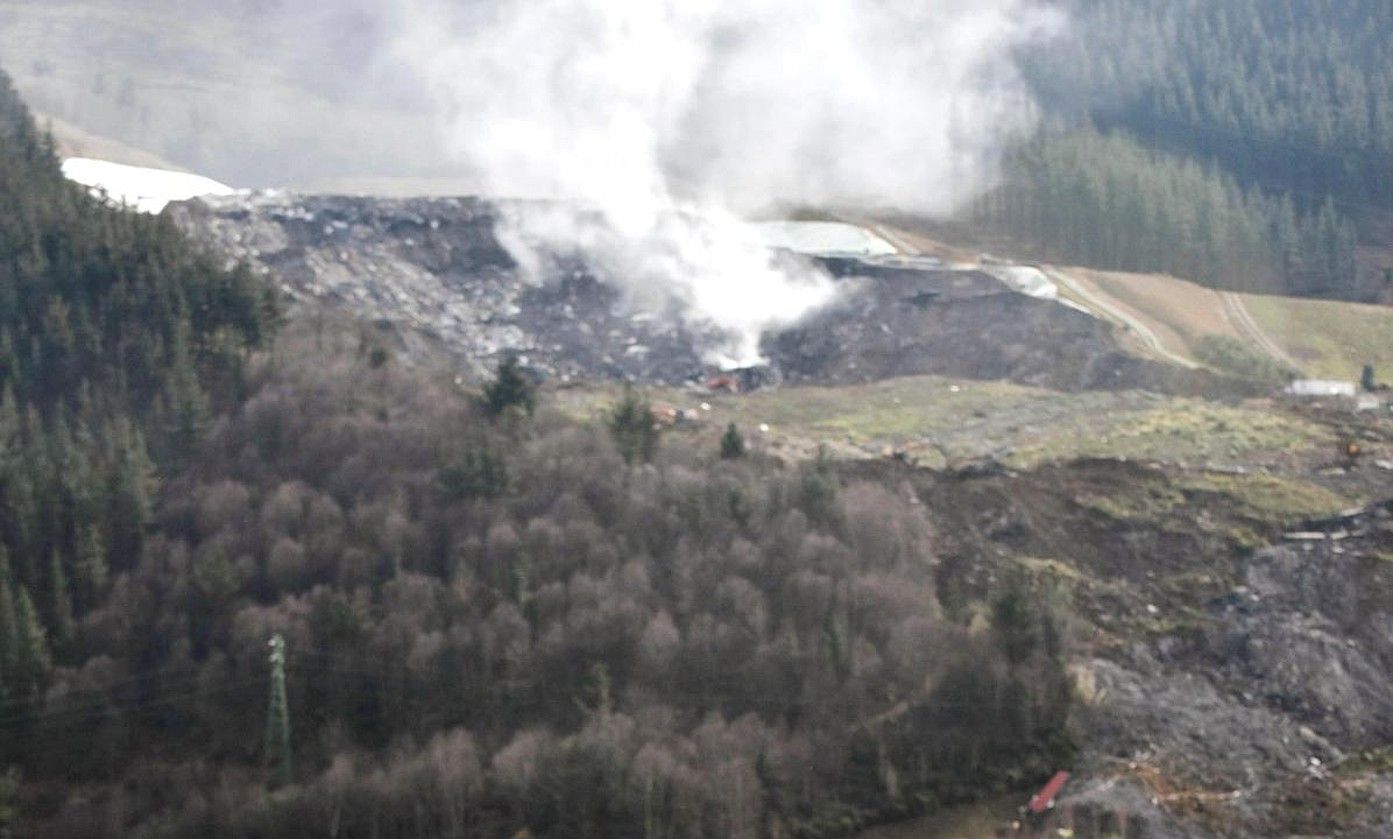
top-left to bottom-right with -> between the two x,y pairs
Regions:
384,0 -> 1060,366
6,0 -> 1060,366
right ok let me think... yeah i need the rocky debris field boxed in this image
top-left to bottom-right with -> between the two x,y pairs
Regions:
170,192 -> 1229,393
769,286 -> 1229,394
169,193 -> 725,383
887,451 -> 1393,837
172,190 -> 1393,836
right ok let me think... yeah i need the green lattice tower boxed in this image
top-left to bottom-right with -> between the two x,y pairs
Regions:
264,634 -> 292,788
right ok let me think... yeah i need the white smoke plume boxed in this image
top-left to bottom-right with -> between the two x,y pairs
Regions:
381,0 -> 1053,365
388,0 -> 1061,366
7,0 -> 1058,366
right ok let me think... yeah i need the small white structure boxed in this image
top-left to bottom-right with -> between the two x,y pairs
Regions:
750,221 -> 899,257
61,157 -> 236,214
985,266 -> 1058,300
1285,379 -> 1357,398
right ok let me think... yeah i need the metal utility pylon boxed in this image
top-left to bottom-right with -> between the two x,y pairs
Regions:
265,633 -> 292,789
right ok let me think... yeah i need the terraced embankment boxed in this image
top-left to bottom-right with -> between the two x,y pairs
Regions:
1240,293 -> 1393,381
1220,291 -> 1304,373
873,222 -> 1393,384
1047,268 -> 1201,370
1044,267 -> 1393,382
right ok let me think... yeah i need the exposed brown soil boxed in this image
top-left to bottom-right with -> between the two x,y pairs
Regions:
839,396 -> 1393,836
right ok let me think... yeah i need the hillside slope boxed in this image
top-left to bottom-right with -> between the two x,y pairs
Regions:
0,70 -> 1079,839
881,223 -> 1393,385
1071,268 -> 1393,382
0,0 -> 452,188
8,107 -> 1393,839
170,192 -> 1230,396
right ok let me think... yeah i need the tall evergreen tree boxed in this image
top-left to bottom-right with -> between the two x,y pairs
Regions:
45,549 -> 73,651
72,522 -> 106,614
608,386 -> 659,465
162,325 -> 210,456
10,586 -> 49,694
1023,0 -> 1393,208
482,355 -> 537,419
105,421 -> 155,574
720,423 -> 746,460
0,547 -> 18,690
974,127 -> 1358,296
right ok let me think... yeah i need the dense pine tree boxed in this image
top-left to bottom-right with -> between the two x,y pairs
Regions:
608,385 -> 659,465
0,67 -> 271,688
1025,0 -> 1393,209
720,422 -> 746,460
969,0 -> 1388,301
972,127 -> 1358,295
483,355 -> 537,418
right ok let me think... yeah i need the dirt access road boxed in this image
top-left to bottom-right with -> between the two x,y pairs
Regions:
864,221 -> 1307,376
861,220 -> 1198,369
1045,268 -> 1201,370
1219,290 -> 1305,373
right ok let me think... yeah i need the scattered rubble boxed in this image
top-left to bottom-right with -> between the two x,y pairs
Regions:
1069,496 -> 1393,834
170,193 -> 727,384
170,191 -> 1393,835
768,266 -> 1236,393
170,192 -> 1234,394
894,452 -> 1393,836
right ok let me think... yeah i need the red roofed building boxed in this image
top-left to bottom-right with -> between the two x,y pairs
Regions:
1027,771 -> 1070,814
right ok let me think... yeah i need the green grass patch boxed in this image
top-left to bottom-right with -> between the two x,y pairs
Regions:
1193,335 -> 1297,386
1242,294 -> 1393,381
733,377 -> 1040,442
1338,747 -> 1393,776
1074,481 -> 1187,521
1008,401 -> 1330,467
1177,472 -> 1352,519
549,375 -> 1047,452
1014,556 -> 1087,582
553,378 -> 1336,476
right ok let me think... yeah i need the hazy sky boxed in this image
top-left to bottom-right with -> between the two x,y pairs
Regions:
377,0 -> 1061,363
4,1 -> 1059,198
5,0 -> 1061,364
388,0 -> 1059,216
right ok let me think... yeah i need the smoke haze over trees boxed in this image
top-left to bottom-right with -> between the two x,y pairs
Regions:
1025,0 -> 1393,210
5,0 -> 1385,303
0,1 -> 1390,833
0,70 -> 1071,837
0,68 -> 271,707
971,0 -> 1388,301
972,128 -> 1358,296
